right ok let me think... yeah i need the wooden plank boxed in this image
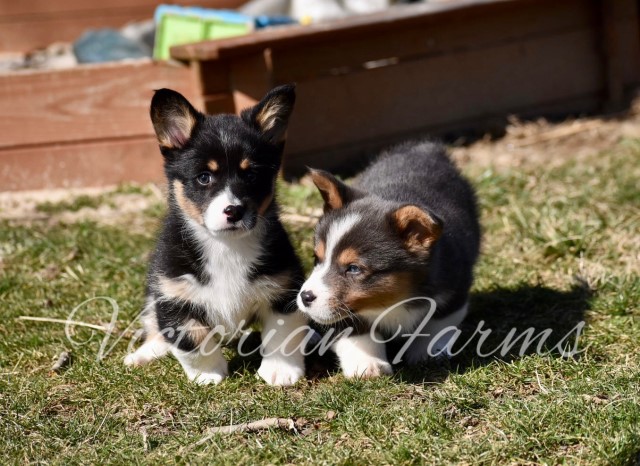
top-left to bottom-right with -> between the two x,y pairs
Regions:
0,60 -> 199,150
0,137 -> 164,191
283,93 -> 604,177
599,0 -> 640,111
0,0 -> 244,20
283,28 -> 603,156
616,17 -> 640,84
270,0 -> 596,82
203,93 -> 236,115
196,60 -> 232,96
172,0 -> 536,61
601,0 -> 623,110
229,50 -> 274,111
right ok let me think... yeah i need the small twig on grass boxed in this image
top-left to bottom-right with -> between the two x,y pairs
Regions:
195,418 -> 296,446
141,427 -> 149,453
18,316 -> 111,332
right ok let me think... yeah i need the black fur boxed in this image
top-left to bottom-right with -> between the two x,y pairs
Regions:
354,140 -> 480,315
145,85 -> 304,352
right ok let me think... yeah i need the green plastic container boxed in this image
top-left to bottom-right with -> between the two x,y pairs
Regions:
154,5 -> 253,60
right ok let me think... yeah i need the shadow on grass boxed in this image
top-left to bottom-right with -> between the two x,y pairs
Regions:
225,281 -> 592,384
395,280 -> 593,384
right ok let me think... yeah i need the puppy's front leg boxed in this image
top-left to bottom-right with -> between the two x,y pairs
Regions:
258,311 -> 307,386
402,302 -> 468,365
124,333 -> 171,367
172,336 -> 228,385
334,332 -> 393,379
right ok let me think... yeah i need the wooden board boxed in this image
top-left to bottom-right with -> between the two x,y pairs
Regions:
175,0 -> 640,177
0,0 -> 244,17
0,60 -> 199,150
2,0 -> 640,190
283,28 -> 603,156
283,93 -> 605,176
269,0 -> 597,82
0,59 -> 198,190
173,0 -> 532,61
0,137 -> 163,191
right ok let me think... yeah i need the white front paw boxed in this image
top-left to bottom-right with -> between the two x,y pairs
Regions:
180,357 -> 229,385
341,357 -> 393,379
258,356 -> 305,386
123,353 -> 145,367
191,370 -> 227,385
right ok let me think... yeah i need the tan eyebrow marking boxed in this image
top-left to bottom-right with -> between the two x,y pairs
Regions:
315,240 -> 326,262
337,247 -> 360,266
172,180 -> 203,224
345,272 -> 412,312
240,159 -> 251,170
207,160 -> 219,172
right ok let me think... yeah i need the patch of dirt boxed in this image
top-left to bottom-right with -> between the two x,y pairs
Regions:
451,98 -> 640,170
0,184 -> 164,232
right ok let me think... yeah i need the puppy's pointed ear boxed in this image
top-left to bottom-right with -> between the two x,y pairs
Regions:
309,169 -> 362,212
242,84 -> 296,144
390,205 -> 442,256
150,89 -> 201,150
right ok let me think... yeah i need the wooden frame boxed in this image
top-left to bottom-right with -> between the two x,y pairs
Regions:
1,0 -> 639,190
0,60 -> 199,190
172,0 -> 640,177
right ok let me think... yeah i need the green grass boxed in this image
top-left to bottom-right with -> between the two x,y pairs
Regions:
1,140 -> 639,465
34,184 -> 157,214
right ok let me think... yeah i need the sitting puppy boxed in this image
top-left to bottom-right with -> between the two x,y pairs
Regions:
124,85 -> 308,386
297,141 -> 480,378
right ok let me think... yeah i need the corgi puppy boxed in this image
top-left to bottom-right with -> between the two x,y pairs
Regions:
297,141 -> 480,378
124,85 -> 308,386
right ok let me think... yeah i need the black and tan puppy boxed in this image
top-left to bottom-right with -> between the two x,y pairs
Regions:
297,141 -> 480,378
124,85 -> 308,386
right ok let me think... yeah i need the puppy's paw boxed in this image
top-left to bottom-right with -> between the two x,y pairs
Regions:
124,351 -> 153,367
123,337 -> 170,367
173,347 -> 229,386
191,371 -> 227,385
341,358 -> 393,379
258,356 -> 305,386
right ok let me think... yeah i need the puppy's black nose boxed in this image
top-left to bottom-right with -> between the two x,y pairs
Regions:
300,290 -> 317,307
223,204 -> 245,223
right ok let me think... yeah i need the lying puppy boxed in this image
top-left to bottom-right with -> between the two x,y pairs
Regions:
297,141 -> 480,377
124,85 -> 308,386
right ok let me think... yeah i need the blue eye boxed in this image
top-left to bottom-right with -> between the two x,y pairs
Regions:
196,172 -> 213,185
346,264 -> 362,275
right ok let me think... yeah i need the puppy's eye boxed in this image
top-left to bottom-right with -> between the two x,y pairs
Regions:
346,264 -> 362,275
196,172 -> 213,186
245,171 -> 257,182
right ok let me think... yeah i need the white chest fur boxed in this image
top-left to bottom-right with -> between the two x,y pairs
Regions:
159,220 -> 284,329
